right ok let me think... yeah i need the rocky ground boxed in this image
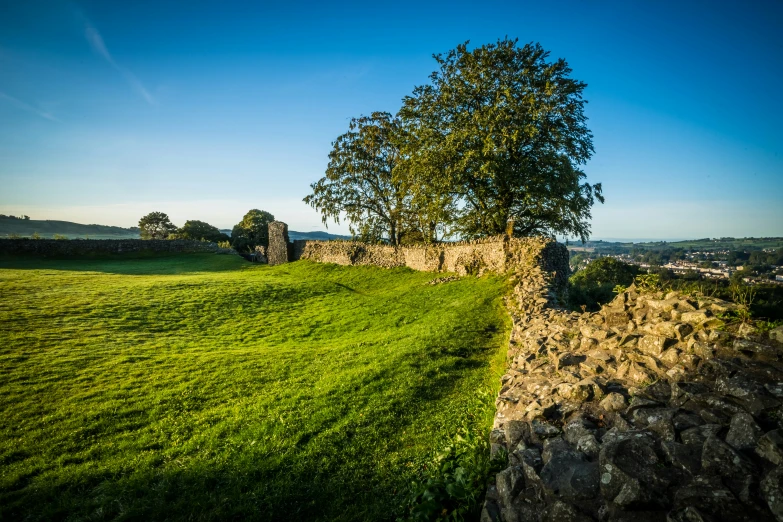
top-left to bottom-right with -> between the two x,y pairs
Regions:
483,273 -> 783,522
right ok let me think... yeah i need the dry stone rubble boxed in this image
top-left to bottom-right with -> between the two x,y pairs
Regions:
484,277 -> 783,521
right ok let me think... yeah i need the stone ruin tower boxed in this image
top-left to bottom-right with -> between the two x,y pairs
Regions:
267,221 -> 290,266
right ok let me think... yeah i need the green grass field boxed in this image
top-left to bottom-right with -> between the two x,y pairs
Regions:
0,255 -> 510,521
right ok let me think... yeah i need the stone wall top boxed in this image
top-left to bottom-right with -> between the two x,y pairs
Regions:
0,238 -> 229,258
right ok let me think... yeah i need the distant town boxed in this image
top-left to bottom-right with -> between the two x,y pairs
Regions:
568,238 -> 783,285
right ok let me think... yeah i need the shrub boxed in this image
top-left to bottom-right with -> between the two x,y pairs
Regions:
568,257 -> 641,311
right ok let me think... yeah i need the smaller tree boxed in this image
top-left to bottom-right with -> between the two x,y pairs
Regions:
139,212 -> 178,240
178,220 -> 229,243
569,257 -> 641,311
231,209 -> 274,252
304,112 -> 416,245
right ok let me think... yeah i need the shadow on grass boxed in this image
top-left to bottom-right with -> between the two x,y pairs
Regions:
0,254 -> 251,275
0,351 -> 496,522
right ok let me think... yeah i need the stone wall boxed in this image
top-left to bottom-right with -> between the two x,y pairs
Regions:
0,238 -> 230,258
267,221 -> 290,266
482,271 -> 783,521
291,236 -> 570,295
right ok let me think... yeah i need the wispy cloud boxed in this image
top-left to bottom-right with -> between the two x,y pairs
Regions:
0,91 -> 59,121
84,22 -> 154,104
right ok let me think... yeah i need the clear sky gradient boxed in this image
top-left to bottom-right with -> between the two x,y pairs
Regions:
1,0 -> 781,240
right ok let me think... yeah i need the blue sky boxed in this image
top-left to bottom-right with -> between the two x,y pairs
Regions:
1,0 -> 781,240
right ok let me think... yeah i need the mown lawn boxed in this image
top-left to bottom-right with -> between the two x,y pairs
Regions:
0,255 -> 510,521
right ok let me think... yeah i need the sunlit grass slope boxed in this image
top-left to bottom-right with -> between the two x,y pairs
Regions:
0,255 -> 510,521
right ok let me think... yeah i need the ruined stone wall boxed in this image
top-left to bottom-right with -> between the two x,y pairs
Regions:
291,236 -> 570,295
0,238 -> 229,257
482,271 -> 783,521
267,221 -> 290,266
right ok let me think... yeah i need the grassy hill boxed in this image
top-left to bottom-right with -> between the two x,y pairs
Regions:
0,216 -> 139,239
0,255 -> 510,521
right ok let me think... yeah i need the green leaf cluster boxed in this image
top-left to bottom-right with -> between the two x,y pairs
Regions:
230,209 -> 274,252
138,211 -> 178,240
178,220 -> 230,243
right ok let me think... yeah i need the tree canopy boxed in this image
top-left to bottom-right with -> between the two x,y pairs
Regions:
231,209 -> 274,252
401,38 -> 602,241
305,38 -> 603,243
138,212 -> 177,240
178,220 -> 229,243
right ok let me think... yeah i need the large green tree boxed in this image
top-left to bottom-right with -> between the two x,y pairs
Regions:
399,38 -> 603,241
178,220 -> 229,243
304,112 -> 416,245
231,209 -> 274,252
138,212 -> 177,240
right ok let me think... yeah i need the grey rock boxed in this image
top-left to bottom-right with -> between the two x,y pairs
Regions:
646,380 -> 673,402
563,416 -> 597,445
627,396 -> 663,412
543,500 -> 592,522
726,412 -> 763,451
708,329 -> 732,344
542,437 -> 571,465
631,407 -> 676,441
490,428 -> 506,445
618,333 -> 640,347
495,465 -> 525,506
520,446 -> 543,471
605,309 -> 631,328
654,321 -> 693,341
504,420 -> 530,450
766,383 -> 783,399
716,373 -> 781,415
757,430 -> 783,466
680,311 -> 710,324
480,499 -> 501,522
540,451 -> 600,501
639,335 -> 672,356
600,392 -> 627,412
673,474 -> 745,520
760,466 -> 783,521
599,436 -> 669,508
671,382 -> 711,407
587,348 -> 613,362
565,379 -> 596,402
577,434 -> 601,458
701,435 -> 757,503
672,412 -> 704,432
665,506 -> 710,522
661,441 -> 702,475
680,424 -> 722,445
660,348 -> 682,367
530,419 -> 561,441
733,338 -> 769,354
770,326 -> 783,344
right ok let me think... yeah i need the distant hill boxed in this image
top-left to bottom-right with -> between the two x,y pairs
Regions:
570,237 -> 783,251
288,230 -> 351,241
220,228 -> 350,241
0,216 -> 350,241
0,216 -> 139,239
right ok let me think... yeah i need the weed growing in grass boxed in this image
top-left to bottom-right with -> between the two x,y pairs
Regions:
398,390 -> 505,521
